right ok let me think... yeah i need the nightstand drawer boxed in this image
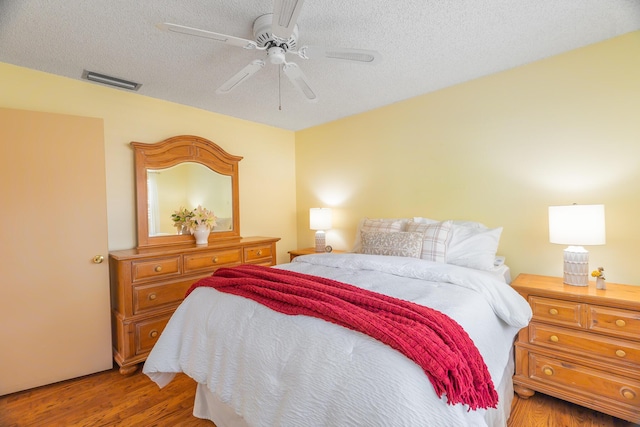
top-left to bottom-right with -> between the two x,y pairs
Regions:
530,296 -> 583,327
588,305 -> 640,340
184,249 -> 242,272
529,352 -> 640,407
529,323 -> 640,365
133,280 -> 193,314
131,256 -> 181,282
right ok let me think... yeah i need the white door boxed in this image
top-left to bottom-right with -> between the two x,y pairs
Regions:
0,108 -> 112,395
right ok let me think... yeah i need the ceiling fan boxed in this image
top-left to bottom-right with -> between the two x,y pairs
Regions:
157,0 -> 381,102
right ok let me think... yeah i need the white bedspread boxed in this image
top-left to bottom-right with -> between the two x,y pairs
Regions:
144,254 -> 532,427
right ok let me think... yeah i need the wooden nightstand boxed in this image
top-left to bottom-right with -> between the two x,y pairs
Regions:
512,274 -> 640,423
288,247 -> 345,262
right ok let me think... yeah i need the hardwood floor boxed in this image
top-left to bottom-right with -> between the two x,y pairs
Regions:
0,367 -> 211,427
508,393 -> 638,427
1,366 -> 637,427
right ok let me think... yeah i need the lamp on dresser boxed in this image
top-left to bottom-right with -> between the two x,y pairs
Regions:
310,208 -> 332,252
548,204 -> 605,286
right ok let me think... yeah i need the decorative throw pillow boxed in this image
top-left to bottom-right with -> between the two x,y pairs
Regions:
360,231 -> 423,258
405,220 -> 452,263
351,218 -> 406,252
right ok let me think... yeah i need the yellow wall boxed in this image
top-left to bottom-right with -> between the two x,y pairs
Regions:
2,31 -> 639,284
0,63 -> 297,264
295,32 -> 640,285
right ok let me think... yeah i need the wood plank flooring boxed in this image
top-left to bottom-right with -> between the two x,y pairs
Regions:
1,366 -> 638,426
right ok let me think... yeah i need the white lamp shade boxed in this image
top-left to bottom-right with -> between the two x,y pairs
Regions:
548,204 -> 606,246
309,208 -> 332,230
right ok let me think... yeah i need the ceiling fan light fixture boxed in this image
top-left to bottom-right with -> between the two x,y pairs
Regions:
267,47 -> 287,64
82,70 -> 142,91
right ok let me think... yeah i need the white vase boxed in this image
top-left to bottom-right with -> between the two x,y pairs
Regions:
193,224 -> 210,245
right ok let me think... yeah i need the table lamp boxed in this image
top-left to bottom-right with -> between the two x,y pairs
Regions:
548,204 -> 606,286
310,208 -> 332,252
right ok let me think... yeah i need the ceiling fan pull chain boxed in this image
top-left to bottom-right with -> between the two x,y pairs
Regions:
279,64 -> 282,111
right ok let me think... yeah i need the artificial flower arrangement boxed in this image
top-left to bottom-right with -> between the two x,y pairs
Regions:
171,206 -> 194,228
591,266 -> 605,280
171,205 -> 217,234
591,267 -> 606,290
187,205 -> 217,233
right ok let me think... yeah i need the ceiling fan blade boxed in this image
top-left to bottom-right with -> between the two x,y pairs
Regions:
216,60 -> 265,94
282,62 -> 317,102
271,0 -> 305,42
297,45 -> 381,65
157,23 -> 258,50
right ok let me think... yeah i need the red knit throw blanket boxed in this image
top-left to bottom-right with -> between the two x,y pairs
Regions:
186,264 -> 498,409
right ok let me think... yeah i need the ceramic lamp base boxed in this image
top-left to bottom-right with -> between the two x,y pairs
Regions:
563,246 -> 589,286
314,230 -> 326,252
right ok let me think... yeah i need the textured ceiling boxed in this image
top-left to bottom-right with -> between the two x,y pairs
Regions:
1,1 -> 639,131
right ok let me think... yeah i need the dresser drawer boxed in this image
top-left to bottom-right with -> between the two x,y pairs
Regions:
131,256 -> 181,283
529,352 -> 640,407
134,314 -> 172,355
244,244 -> 273,263
588,305 -> 640,340
133,280 -> 193,314
530,296 -> 583,327
184,249 -> 242,272
529,323 -> 640,365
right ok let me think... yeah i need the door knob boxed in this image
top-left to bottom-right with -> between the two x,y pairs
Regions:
93,255 -> 104,264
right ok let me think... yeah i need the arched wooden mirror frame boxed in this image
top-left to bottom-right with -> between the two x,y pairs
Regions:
132,135 -> 242,248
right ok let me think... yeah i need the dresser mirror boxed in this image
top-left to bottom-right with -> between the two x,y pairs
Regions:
132,135 -> 242,248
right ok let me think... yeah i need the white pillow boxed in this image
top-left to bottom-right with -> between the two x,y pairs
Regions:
415,217 -> 486,229
405,220 -> 452,263
351,218 -> 407,252
412,216 -> 440,225
360,231 -> 423,258
213,217 -> 232,230
447,225 -> 503,271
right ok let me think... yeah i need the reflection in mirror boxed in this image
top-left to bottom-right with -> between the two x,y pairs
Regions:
133,134 -> 242,248
147,162 -> 233,236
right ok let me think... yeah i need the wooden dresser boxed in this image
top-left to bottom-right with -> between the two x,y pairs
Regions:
109,236 -> 279,374
512,274 -> 640,423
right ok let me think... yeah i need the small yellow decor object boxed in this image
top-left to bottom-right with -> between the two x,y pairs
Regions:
591,267 -> 606,290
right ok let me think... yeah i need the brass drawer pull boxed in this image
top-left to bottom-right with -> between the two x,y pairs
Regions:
542,366 -> 554,376
154,265 -> 162,273
615,319 -> 626,327
256,250 -> 263,256
549,308 -> 559,315
621,388 -> 636,400
549,335 -> 559,343
212,257 -> 219,263
615,349 -> 627,358
148,293 -> 157,301
149,330 -> 158,338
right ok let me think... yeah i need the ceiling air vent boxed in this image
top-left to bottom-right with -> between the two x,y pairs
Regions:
82,70 -> 142,91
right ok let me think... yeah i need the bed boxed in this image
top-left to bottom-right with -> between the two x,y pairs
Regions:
143,218 -> 532,426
